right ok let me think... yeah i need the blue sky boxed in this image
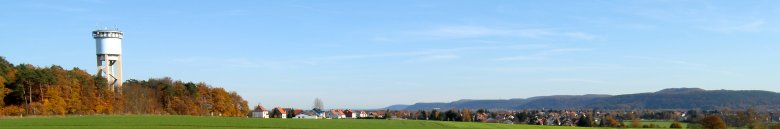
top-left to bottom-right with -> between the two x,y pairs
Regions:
1,0 -> 779,109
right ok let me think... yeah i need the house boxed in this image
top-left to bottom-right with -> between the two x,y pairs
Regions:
327,109 -> 346,119
273,107 -> 287,119
292,109 -> 304,116
251,104 -> 270,118
562,118 -> 575,126
357,110 -> 368,118
502,120 -> 514,124
476,113 -> 489,122
368,111 -> 385,118
343,109 -> 356,119
295,110 -> 321,119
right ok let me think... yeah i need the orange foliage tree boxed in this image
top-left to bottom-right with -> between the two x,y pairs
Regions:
0,56 -> 248,117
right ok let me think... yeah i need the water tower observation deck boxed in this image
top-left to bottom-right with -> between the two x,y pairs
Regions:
92,28 -> 123,39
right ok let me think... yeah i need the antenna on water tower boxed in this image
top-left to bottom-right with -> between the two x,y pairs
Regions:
92,27 -> 124,92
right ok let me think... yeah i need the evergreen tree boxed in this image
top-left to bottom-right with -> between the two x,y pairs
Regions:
578,114 -> 593,127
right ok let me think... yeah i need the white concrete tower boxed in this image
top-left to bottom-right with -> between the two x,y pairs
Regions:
92,28 -> 123,92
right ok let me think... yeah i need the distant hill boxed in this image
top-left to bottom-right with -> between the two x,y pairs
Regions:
515,94 -> 611,109
401,95 -> 610,110
392,88 -> 780,110
385,104 -> 411,110
585,89 -> 780,109
654,88 -> 706,94
403,98 -> 536,110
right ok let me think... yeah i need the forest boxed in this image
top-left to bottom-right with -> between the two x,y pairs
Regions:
0,56 -> 249,116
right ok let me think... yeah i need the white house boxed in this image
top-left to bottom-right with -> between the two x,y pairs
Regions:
295,111 -> 321,119
343,109 -> 357,119
251,104 -> 269,118
358,110 -> 368,118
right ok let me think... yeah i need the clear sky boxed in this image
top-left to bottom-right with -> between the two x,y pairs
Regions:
1,0 -> 779,109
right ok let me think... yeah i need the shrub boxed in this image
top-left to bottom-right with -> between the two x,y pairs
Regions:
670,122 -> 683,128
1,105 -> 25,116
771,123 -> 780,129
631,118 -> 642,128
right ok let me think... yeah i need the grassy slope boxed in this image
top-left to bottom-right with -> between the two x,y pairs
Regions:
0,115 -> 648,129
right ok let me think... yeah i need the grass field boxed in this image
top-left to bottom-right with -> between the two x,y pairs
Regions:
0,115 -> 670,129
622,120 -> 688,128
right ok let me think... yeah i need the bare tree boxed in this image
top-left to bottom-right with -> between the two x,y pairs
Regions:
313,98 -> 324,113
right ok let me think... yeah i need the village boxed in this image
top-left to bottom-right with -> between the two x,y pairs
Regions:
249,102 -> 780,128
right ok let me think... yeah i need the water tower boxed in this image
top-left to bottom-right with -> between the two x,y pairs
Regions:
93,28 -> 123,92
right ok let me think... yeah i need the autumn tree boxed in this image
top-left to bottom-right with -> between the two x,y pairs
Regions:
740,108 -> 767,129
230,91 -> 249,116
700,115 -> 727,129
604,115 -> 622,127
0,56 -> 15,108
751,122 -> 767,129
631,117 -> 642,128
0,56 -> 248,117
462,108 -> 472,122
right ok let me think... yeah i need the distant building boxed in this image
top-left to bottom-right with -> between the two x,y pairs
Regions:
328,109 -> 346,119
343,109 -> 356,119
251,104 -> 269,118
476,113 -> 489,122
292,109 -> 304,116
368,111 -> 385,118
357,110 -> 368,118
295,111 -> 321,119
273,107 -> 287,119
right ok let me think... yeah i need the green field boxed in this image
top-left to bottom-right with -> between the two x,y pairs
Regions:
622,120 -> 688,128
0,115 -> 666,129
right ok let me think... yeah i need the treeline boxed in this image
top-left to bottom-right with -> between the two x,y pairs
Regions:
0,56 -> 249,116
